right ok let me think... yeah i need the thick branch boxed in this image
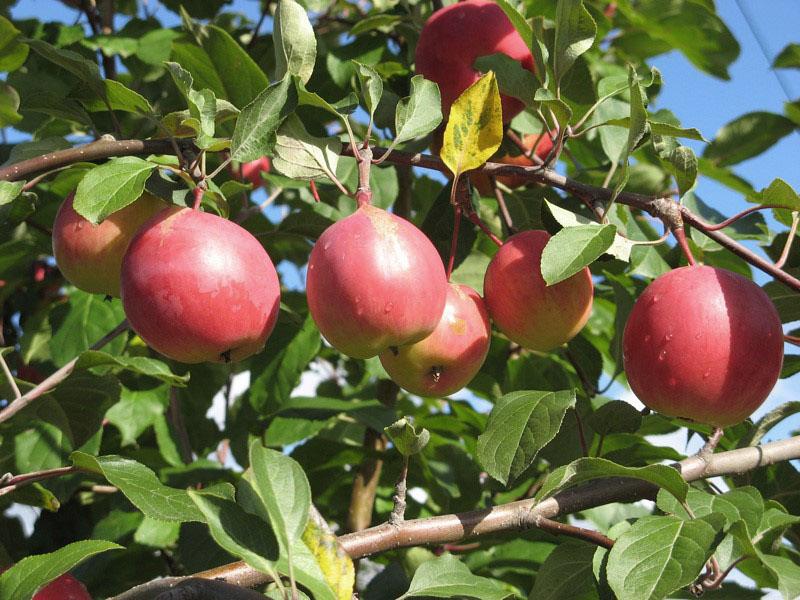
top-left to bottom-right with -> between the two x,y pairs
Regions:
0,138 -> 193,182
176,434 -> 800,589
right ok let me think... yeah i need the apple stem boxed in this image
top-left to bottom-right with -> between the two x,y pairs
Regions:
698,427 -> 725,462
446,202 -> 462,281
192,186 -> 204,210
309,180 -> 321,203
465,211 -> 502,247
356,146 -> 373,207
672,226 -> 696,266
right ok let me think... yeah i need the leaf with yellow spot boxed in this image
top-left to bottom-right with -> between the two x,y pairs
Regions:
440,71 -> 503,180
302,516 -> 354,600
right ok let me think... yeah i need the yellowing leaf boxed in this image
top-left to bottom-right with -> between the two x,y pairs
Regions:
302,516 -> 354,600
441,71 -> 503,178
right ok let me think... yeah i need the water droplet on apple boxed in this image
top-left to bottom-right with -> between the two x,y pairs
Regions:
664,332 -> 673,342
694,332 -> 702,340
658,349 -> 667,361
703,369 -> 711,379
384,301 -> 394,313
323,242 -> 331,250
644,334 -> 651,343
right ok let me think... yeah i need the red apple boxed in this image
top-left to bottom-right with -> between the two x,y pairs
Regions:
241,157 -> 271,188
306,204 -> 448,359
471,131 -> 556,196
483,230 -> 594,351
623,265 -> 784,427
120,207 -> 280,363
52,191 -> 166,297
415,0 -> 536,121
380,283 -> 491,397
0,569 -> 90,600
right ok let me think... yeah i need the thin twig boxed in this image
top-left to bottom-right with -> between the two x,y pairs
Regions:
0,466 -> 81,497
0,319 -> 129,424
0,351 -> 22,401
533,515 -> 614,549
775,211 -> 799,269
389,456 -> 409,525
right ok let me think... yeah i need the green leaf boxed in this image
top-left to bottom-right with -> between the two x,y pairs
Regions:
202,25 -> 269,107
663,145 -> 698,196
71,452 -> 234,522
248,440 -> 311,551
274,0 -> 317,85
0,180 -> 24,207
545,200 -> 633,261
441,71 -> 503,177
477,390 -> 576,485
774,43 -> 800,70
704,112 -> 795,167
272,114 -> 342,183
607,515 -> 723,600
528,541 -> 599,600
541,224 -> 616,285
535,457 -> 688,503
134,516 -> 181,548
230,76 -> 297,162
385,418 -> 430,457
587,401 -> 642,436
399,554 -> 511,599
48,291 -> 127,366
738,402 -> 800,448
74,350 -> 190,386
353,61 -> 383,120
748,178 -> 800,211
612,65 -> 648,199
188,490 -> 280,575
0,83 -> 22,127
657,487 -> 764,535
76,79 -> 153,114
759,554 -> 800,600
25,38 -> 105,100
0,16 -> 29,72
474,53 -> 538,105
105,385 -> 169,446
73,157 -> 157,223
553,0 -> 597,85
389,75 -> 442,151
615,0 -> 739,79
0,540 -> 122,600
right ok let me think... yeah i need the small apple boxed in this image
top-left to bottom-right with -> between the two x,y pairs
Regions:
120,207 -> 281,363
380,283 -> 491,397
415,0 -> 536,122
306,204 -> 448,359
623,265 -> 784,427
483,230 -> 594,351
241,157 -> 271,189
52,191 -> 166,297
471,132 -> 556,196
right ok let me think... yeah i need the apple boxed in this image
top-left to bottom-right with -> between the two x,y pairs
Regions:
379,283 -> 491,397
471,132 -> 556,196
306,204 -> 448,359
483,230 -> 594,351
0,569 -> 90,600
120,207 -> 281,363
241,156 -> 271,188
623,265 -> 784,427
415,0 -> 536,121
52,191 -> 166,297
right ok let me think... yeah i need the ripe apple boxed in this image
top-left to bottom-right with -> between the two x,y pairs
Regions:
120,207 -> 281,363
623,265 -> 784,427
471,132 -> 556,196
379,283 -> 491,397
0,569 -> 90,600
483,230 -> 594,351
415,0 -> 536,121
306,204 -> 448,359
52,191 -> 166,297
241,156 -> 271,188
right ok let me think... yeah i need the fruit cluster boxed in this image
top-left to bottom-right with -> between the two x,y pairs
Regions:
47,0 -> 785,433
